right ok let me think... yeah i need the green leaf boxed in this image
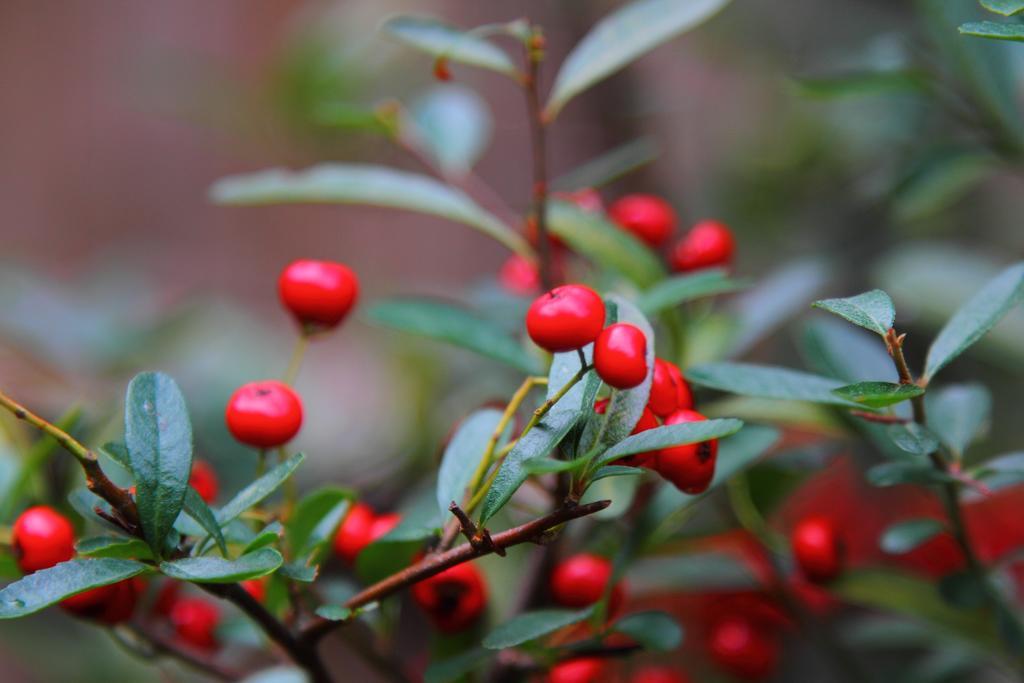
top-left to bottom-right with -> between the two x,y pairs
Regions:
75,535 -> 153,560
0,559 -> 150,618
590,465 -> 645,482
482,607 -> 593,649
278,562 -> 318,583
244,522 -> 284,554
890,148 -> 996,222
880,519 -> 945,554
831,382 -> 924,409
867,461 -> 953,487
596,419 -> 743,468
437,409 -> 505,517
802,318 -> 898,384
523,456 -> 587,475
125,372 -> 193,557
315,605 -> 353,621
637,269 -> 749,315
547,199 -> 666,288
287,488 -> 353,562
480,350 -> 600,522
210,164 -> 532,260
794,70 -> 930,99
424,648 -> 492,683
160,548 -> 283,584
629,551 -> 757,591
687,362 -> 855,406
924,262 -> 1024,381
812,289 -> 895,337
959,21 -> 1024,41
611,611 -> 684,651
545,0 -> 731,118
380,16 -> 518,76
367,298 -> 541,375
550,137 -> 659,191
973,452 -> 1024,492
887,423 -> 941,455
405,85 -> 492,176
0,406 -> 81,521
182,486 -> 227,557
926,384 -> 991,458
218,453 -> 306,525
981,0 -> 1024,16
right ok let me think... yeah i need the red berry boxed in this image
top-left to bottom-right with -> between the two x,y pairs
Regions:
608,194 -> 676,247
369,512 -> 401,543
410,561 -> 487,632
333,502 -> 376,563
707,615 -> 779,680
526,285 -> 606,353
670,220 -> 735,272
792,516 -> 843,583
630,667 -> 692,683
278,259 -> 359,330
651,409 -> 717,494
241,577 -> 268,603
60,583 -> 119,619
550,553 -> 624,614
225,380 -> 303,448
98,578 -> 144,625
595,399 -> 659,467
189,459 -> 219,504
12,506 -> 75,574
594,323 -> 648,389
499,254 -> 540,296
648,359 -> 694,417
170,598 -> 221,650
548,658 -> 607,683
433,57 -> 452,81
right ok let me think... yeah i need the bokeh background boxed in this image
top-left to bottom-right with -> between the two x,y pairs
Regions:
1,0 -> 1022,680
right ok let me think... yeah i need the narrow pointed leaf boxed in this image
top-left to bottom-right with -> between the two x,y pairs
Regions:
381,16 -> 518,76
687,362 -> 855,406
981,0 -> 1024,16
590,465 -> 645,482
546,0 -> 731,118
638,269 -> 749,314
218,453 -> 306,525
482,607 -> 594,649
880,519 -> 945,554
924,262 -> 1024,380
287,487 -> 354,561
551,137 -> 659,191
831,381 -> 924,409
160,548 -> 283,583
597,419 -> 743,468
75,536 -> 153,560
211,164 -> 532,259
125,372 -> 193,557
182,486 -> 227,556
425,649 -> 492,683
612,611 -> 684,651
244,522 -> 284,554
959,21 -> 1024,41
812,289 -> 895,337
0,559 -> 150,618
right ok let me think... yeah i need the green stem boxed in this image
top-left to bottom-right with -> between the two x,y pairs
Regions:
283,334 -> 310,386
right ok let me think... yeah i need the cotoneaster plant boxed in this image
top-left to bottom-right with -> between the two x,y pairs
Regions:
0,2 -> 1022,683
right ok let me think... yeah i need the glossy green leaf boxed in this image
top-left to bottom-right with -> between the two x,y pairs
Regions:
596,419 -> 743,468
244,522 -> 284,554
981,0 -> 1024,15
0,559 -> 150,618
405,85 -> 492,176
381,16 -> 518,76
287,487 -> 353,561
926,384 -> 991,458
125,372 -> 193,557
211,164 -> 531,259
832,382 -> 923,409
481,349 -> 600,522
547,199 -> 666,288
612,611 -> 684,651
482,607 -> 593,649
315,605 -> 352,621
160,548 -> 283,583
424,648 -> 492,683
278,562 -> 318,583
924,262 -> 1024,380
75,535 -> 153,560
523,456 -> 587,474
218,453 -> 306,525
801,318 -> 898,384
589,465 -> 645,483
437,408 -> 505,517
182,486 -> 227,556
867,461 -> 953,487
551,137 -> 659,191
630,551 -> 757,591
637,268 -> 748,315
880,519 -> 945,554
959,21 -> 1024,41
545,0 -> 731,117
367,298 -> 541,375
887,423 -> 941,455
687,362 -> 855,406
813,289 -> 895,337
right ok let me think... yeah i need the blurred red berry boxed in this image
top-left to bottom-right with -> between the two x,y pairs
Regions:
171,598 -> 221,650
707,615 -> 779,680
60,583 -> 119,620
648,359 -> 693,417
369,512 -> 401,543
189,459 -> 219,504
595,399 -> 659,467
550,553 -> 624,614
278,259 -> 359,331
594,323 -> 648,389
609,194 -> 676,247
411,561 -> 487,632
225,380 -> 303,448
630,666 -> 692,683
333,502 -> 377,564
526,285 -> 606,353
152,580 -> 181,617
241,577 -> 268,603
792,515 -> 843,583
433,57 -> 451,81
557,188 -> 604,214
651,409 -> 717,494
671,220 -> 735,272
12,506 -> 75,574
548,658 -> 607,683
499,254 -> 540,296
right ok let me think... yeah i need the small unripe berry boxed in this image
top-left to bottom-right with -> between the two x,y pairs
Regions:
550,553 -> 624,614
526,285 -> 606,353
278,259 -> 359,331
170,598 -> 221,650
12,506 -> 75,574
411,561 -> 487,632
595,399 -> 658,467
594,323 -> 648,389
630,667 -> 693,683
707,615 -> 779,680
499,254 -> 540,296
608,194 -> 676,247
651,409 -> 717,494
792,516 -> 843,583
548,658 -> 607,683
671,220 -> 735,272
333,502 -> 376,564
648,358 -> 694,417
225,380 -> 303,448
189,459 -> 219,504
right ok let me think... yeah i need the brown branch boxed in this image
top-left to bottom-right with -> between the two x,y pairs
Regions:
449,501 -> 504,556
301,500 -> 611,644
523,27 -> 553,290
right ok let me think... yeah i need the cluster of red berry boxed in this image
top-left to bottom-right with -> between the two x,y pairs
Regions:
526,283 -> 719,494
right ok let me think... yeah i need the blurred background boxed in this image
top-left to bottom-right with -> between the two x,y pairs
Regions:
1,0 -> 1022,680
